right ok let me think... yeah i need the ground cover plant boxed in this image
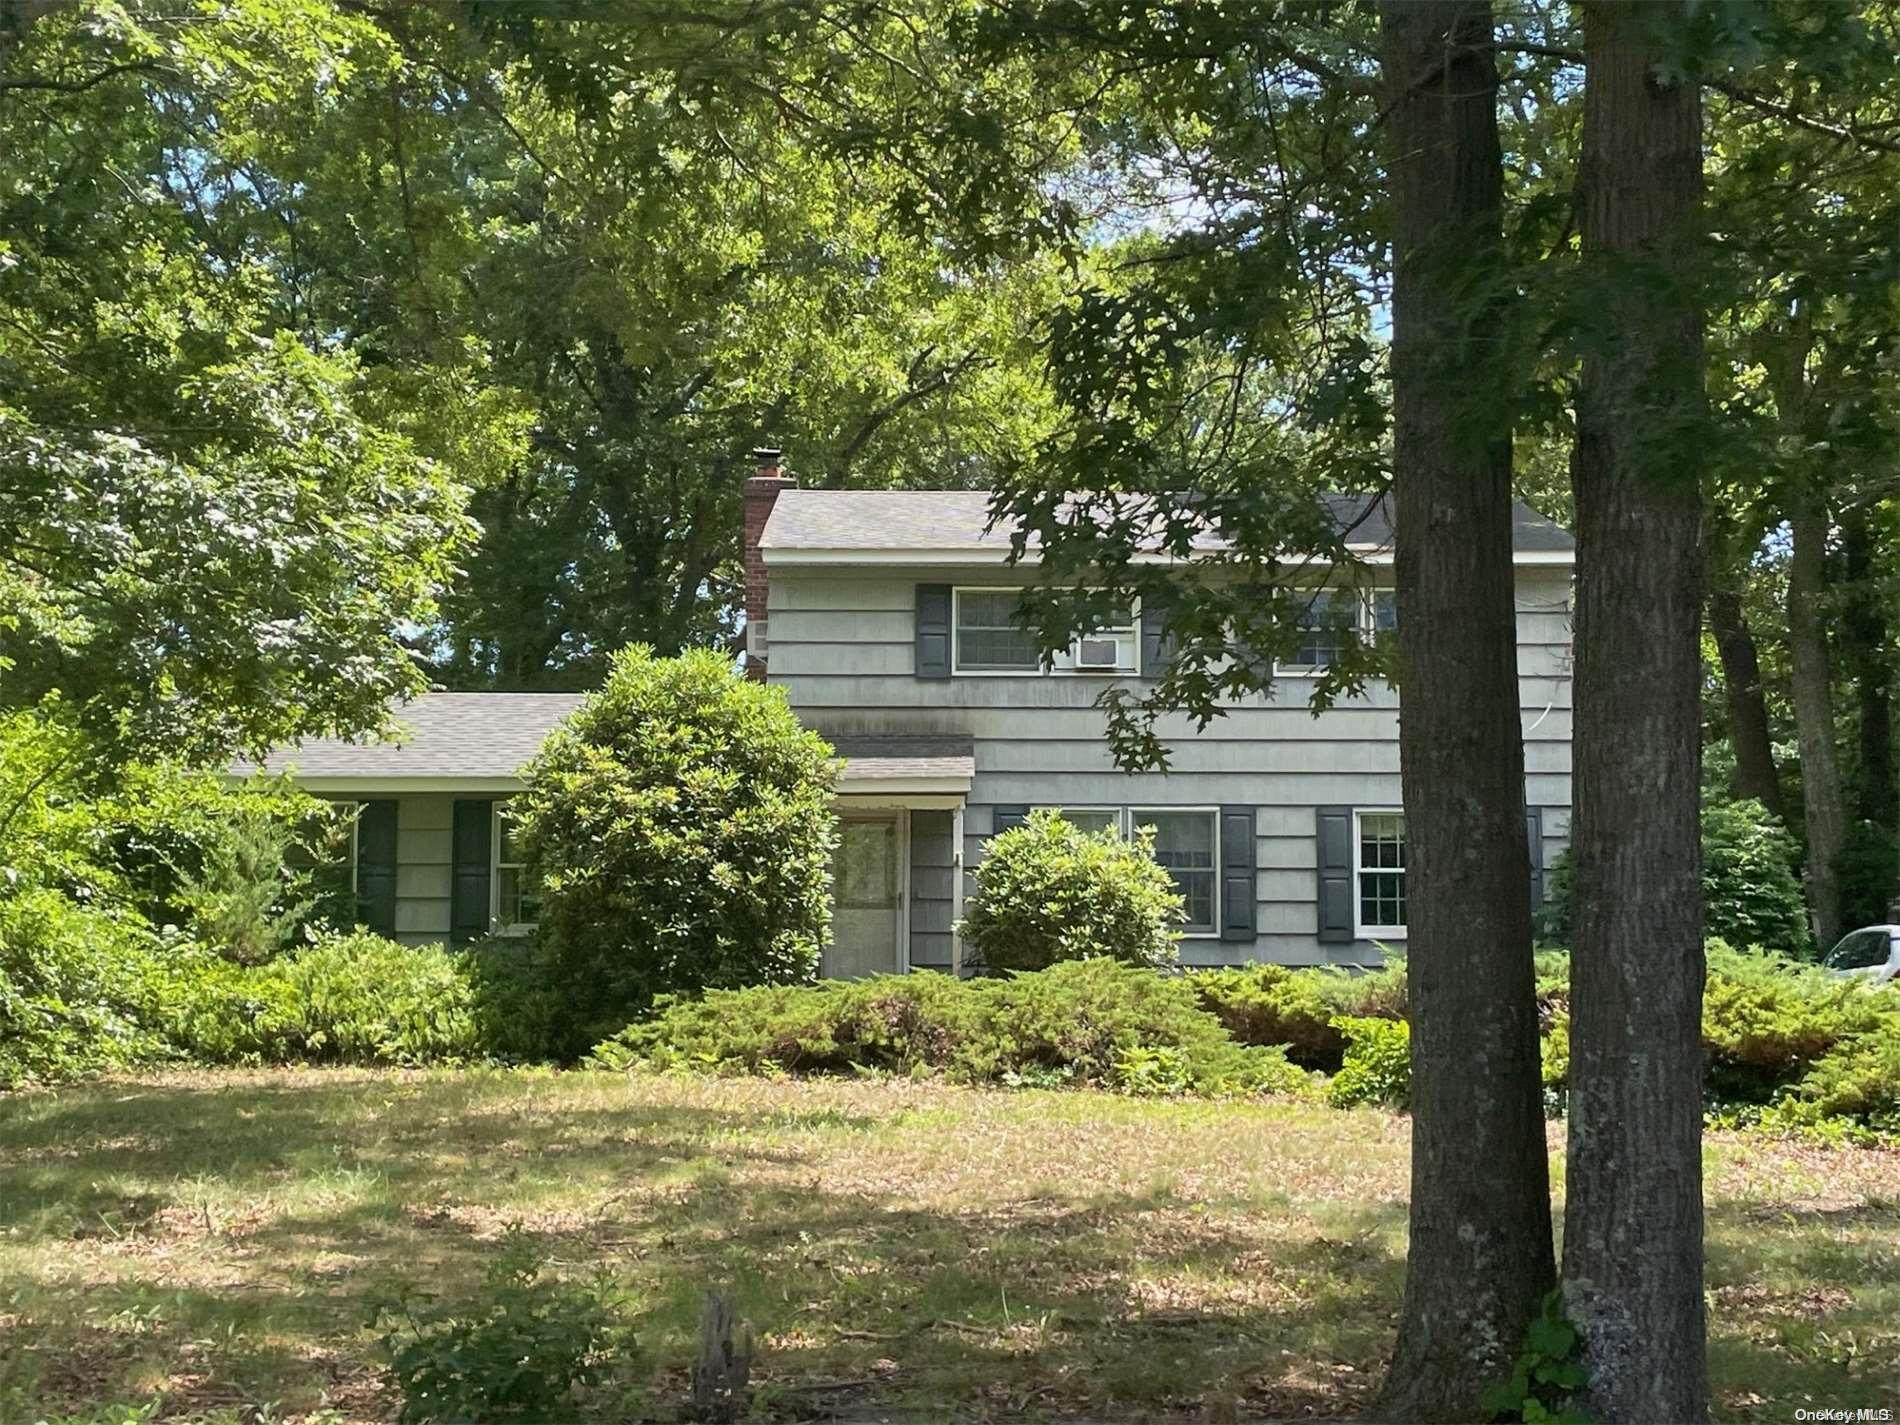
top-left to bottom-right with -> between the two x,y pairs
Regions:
0,1068 -> 1892,1423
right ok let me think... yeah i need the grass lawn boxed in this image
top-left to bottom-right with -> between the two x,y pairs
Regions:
1,1069 -> 1895,1423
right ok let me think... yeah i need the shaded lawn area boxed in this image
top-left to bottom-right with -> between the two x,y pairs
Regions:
0,1070 -> 1895,1423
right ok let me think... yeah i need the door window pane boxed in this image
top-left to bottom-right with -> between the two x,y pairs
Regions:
836,819 -> 897,908
1136,810 -> 1217,934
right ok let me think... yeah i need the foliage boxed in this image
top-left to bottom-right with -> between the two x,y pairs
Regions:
1325,1017 -> 1412,1110
1761,1033 -> 1900,1138
591,958 -> 1310,1099
517,647 -> 838,1056
1538,802 -> 1810,955
0,887 -> 169,1089
1835,820 -> 1900,933
958,810 -> 1183,973
460,940 -> 563,1066
374,1228 -> 626,1425
1700,942 -> 1895,1102
161,805 -> 331,966
1191,960 -> 1408,1069
1479,1289 -> 1591,1424
1701,800 -> 1811,955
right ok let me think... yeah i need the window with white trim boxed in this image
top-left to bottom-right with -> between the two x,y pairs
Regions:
493,802 -> 539,932
1354,811 -> 1407,938
951,588 -> 1137,675
1281,588 -> 1394,672
1132,808 -> 1218,936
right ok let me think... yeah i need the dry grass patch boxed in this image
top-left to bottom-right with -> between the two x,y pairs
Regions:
0,1067 -> 1892,1422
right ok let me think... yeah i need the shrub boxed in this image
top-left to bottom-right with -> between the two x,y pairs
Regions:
461,939 -> 563,1064
593,958 -> 1309,1099
375,1227 -> 627,1424
1701,941 -> 1895,1101
1192,959 -> 1407,1069
1326,1016 -> 1412,1109
516,647 -> 838,1054
1763,1032 -> 1900,1136
1835,819 -> 1900,934
0,888 -> 171,1088
1702,799 -> 1811,955
270,932 -> 482,1064
958,810 -> 1183,973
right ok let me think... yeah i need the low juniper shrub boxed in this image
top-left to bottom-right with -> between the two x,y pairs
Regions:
1325,1016 -> 1411,1109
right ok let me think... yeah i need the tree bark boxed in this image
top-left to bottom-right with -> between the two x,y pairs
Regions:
1377,4 -> 1554,1418
1841,508 -> 1896,830
1564,5 -> 1709,1421
1707,582 -> 1783,817
1788,500 -> 1847,944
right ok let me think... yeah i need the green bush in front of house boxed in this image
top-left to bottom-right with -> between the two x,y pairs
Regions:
590,957 -> 1310,1098
513,646 -> 839,1057
957,810 -> 1185,973
1191,959 -> 1408,1069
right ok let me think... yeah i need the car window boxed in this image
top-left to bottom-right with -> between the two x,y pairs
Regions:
1824,929 -> 1893,971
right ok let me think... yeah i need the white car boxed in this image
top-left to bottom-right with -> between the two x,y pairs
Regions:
1821,925 -> 1900,984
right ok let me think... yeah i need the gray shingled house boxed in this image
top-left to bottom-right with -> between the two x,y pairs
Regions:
252,465 -> 1574,971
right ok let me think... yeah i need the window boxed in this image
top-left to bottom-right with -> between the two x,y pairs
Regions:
952,588 -> 1137,675
1355,811 -> 1407,938
953,588 -> 1042,671
1824,928 -> 1893,972
1133,809 -> 1218,936
493,802 -> 539,931
1282,588 -> 1395,672
1288,589 -> 1362,670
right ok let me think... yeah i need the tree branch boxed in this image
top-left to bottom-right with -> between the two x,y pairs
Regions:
0,58 -> 164,94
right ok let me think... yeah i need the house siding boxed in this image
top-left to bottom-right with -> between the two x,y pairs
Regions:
908,809 -> 957,972
768,565 -> 1572,967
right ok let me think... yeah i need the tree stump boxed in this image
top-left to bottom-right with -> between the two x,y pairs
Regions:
691,1290 -> 752,1422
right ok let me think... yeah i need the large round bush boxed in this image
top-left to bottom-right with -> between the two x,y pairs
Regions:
958,810 -> 1183,972
1701,798 -> 1810,955
516,646 -> 838,1052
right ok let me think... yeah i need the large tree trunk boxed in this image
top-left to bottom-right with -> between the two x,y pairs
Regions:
1707,582 -> 1783,817
1789,500 -> 1847,945
1564,5 -> 1709,1421
1377,4 -> 1554,1418
1842,508 -> 1896,830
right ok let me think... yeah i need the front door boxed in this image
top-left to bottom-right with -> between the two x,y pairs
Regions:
826,813 -> 905,979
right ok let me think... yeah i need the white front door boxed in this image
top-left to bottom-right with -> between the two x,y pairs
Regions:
825,813 -> 905,979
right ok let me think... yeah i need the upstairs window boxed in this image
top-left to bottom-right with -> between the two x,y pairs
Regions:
953,589 -> 1042,671
952,588 -> 1137,675
1283,588 -> 1394,672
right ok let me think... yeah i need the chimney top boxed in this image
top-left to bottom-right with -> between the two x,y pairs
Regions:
751,446 -> 785,476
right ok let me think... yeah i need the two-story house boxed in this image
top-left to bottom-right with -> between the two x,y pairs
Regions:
746,456 -> 1575,976
245,455 -> 1574,970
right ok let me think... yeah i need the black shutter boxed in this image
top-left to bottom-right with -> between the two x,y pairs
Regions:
990,805 -> 1030,837
1316,806 -> 1355,943
450,798 -> 493,945
1526,807 -> 1545,910
1220,805 -> 1257,941
354,799 -> 398,936
1140,602 -> 1176,680
916,583 -> 952,679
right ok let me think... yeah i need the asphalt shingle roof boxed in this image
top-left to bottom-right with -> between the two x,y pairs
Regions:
238,692 -> 585,780
760,489 -> 1574,555
828,733 -> 977,782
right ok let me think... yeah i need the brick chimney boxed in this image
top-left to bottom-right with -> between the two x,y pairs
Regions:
742,446 -> 794,682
